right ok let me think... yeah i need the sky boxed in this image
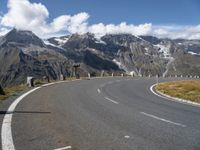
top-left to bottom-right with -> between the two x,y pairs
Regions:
0,0 -> 200,39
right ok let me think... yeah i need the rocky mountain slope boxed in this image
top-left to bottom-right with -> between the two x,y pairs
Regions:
48,33 -> 200,77
0,28 -> 200,87
0,29 -> 120,87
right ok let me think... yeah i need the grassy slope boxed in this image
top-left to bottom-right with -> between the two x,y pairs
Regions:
0,84 -> 27,101
156,80 -> 200,103
0,77 -> 84,101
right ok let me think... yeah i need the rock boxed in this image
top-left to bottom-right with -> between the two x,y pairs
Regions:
0,84 -> 5,95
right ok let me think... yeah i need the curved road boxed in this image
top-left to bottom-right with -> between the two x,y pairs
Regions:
1,77 -> 200,150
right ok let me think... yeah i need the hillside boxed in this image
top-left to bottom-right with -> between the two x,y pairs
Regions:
0,28 -> 200,87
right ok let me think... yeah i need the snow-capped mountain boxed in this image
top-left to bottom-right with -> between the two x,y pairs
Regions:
0,28 -> 200,87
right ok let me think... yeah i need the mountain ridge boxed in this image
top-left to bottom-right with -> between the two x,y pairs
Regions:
0,28 -> 200,87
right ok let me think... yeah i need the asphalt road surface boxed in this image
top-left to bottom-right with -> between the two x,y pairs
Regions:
1,77 -> 200,150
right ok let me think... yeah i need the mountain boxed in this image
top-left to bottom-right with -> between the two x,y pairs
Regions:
0,28 -> 44,47
0,29 -> 73,87
49,33 -> 200,77
0,28 -> 200,87
0,29 -> 120,87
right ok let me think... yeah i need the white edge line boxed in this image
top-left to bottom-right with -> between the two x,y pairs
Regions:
140,112 -> 186,127
1,77 -> 132,150
41,79 -> 82,87
150,84 -> 200,107
1,79 -> 82,150
41,83 -> 56,87
54,146 -> 72,150
1,87 -> 41,150
104,97 -> 119,104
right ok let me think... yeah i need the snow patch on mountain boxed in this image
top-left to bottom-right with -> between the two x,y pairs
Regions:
95,38 -> 107,45
112,59 -> 127,71
43,40 -> 65,50
154,44 -> 171,58
154,43 -> 177,77
113,59 -> 122,67
54,37 -> 69,45
135,35 -> 148,42
162,57 -> 175,77
188,51 -> 200,55
144,47 -> 149,51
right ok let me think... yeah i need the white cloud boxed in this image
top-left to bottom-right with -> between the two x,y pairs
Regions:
88,22 -> 152,38
0,0 -> 89,37
1,0 -> 48,29
0,27 -> 10,36
0,0 -> 199,39
67,12 -> 89,34
151,25 -> 200,39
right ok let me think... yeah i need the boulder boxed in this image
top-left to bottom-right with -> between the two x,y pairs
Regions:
0,84 -> 5,95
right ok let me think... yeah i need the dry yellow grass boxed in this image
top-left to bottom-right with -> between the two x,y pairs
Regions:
0,77 -> 92,101
156,80 -> 200,103
0,78 -> 79,100
0,84 -> 27,101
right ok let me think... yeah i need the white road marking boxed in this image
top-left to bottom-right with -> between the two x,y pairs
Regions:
124,135 -> 130,139
54,146 -> 72,150
140,112 -> 186,127
97,89 -> 101,93
1,79 -> 83,150
1,87 -> 41,150
150,84 -> 200,107
104,97 -> 119,104
41,82 -> 55,87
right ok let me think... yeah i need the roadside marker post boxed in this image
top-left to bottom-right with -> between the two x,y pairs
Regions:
101,70 -> 104,77
60,74 -> 64,81
88,73 -> 91,79
27,77 -> 34,87
156,75 -> 159,85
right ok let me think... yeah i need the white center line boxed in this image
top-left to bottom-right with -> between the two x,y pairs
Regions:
104,97 -> 119,104
97,89 -> 101,93
124,135 -> 130,139
54,146 -> 72,150
140,112 -> 186,127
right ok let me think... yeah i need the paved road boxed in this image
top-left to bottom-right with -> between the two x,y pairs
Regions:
1,77 -> 200,150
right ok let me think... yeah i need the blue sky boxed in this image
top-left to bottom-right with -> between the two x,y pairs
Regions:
0,0 -> 200,39
10,0 -> 200,25
1,0 -> 198,25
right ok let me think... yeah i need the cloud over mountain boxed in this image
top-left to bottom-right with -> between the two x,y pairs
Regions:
0,0 -> 90,37
0,0 -> 200,39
